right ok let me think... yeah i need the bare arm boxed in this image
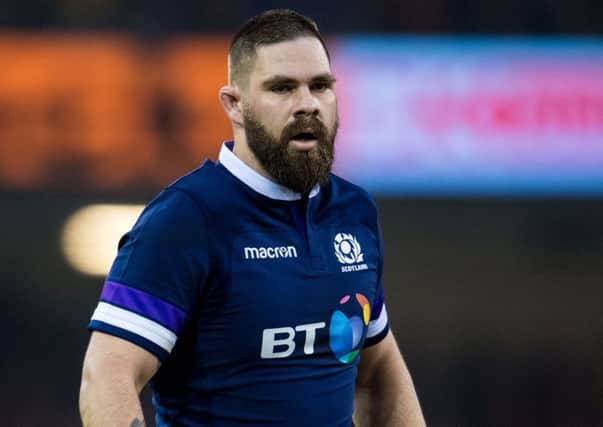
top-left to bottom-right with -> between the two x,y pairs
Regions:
79,331 -> 160,427
354,331 -> 426,427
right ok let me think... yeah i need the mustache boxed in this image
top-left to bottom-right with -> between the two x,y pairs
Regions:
281,116 -> 329,142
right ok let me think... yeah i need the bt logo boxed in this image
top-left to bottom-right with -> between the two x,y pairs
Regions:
261,322 -> 325,359
260,294 -> 371,364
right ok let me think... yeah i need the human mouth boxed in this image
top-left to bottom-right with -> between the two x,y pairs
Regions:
289,131 -> 318,151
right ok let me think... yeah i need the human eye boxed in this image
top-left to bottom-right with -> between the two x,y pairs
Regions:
270,84 -> 294,94
311,80 -> 333,92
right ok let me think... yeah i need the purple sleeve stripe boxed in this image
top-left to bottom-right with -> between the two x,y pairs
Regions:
370,292 -> 385,321
100,281 -> 187,334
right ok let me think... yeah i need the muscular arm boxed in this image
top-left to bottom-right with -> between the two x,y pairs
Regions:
79,331 -> 160,427
354,331 -> 426,427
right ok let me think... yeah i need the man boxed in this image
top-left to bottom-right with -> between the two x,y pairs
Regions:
79,9 -> 425,427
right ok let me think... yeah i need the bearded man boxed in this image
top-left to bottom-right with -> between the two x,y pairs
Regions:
79,9 -> 425,427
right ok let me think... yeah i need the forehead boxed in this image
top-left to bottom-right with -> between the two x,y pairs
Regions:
250,37 -> 332,83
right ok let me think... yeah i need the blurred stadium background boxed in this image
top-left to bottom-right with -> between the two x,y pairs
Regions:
1,1 -> 602,426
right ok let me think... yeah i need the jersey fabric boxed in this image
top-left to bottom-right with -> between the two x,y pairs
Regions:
88,141 -> 390,427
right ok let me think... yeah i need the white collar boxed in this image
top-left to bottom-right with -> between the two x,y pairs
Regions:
218,141 -> 321,201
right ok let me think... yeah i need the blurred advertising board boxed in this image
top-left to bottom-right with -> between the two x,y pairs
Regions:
333,37 -> 603,196
0,35 -> 602,195
0,35 -> 229,191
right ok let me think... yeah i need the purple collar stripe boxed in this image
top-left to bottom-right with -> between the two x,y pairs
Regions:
100,281 -> 187,334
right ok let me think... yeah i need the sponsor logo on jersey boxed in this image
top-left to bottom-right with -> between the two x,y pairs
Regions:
260,293 -> 370,364
244,245 -> 298,260
333,233 -> 368,272
329,293 -> 371,364
261,322 -> 325,359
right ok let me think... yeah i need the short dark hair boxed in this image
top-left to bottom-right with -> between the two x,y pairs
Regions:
229,9 -> 330,86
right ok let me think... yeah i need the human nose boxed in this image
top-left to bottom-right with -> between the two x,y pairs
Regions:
293,85 -> 320,117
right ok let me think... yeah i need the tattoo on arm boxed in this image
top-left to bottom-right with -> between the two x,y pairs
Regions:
130,418 -> 146,427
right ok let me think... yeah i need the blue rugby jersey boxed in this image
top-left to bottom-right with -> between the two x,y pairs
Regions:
89,141 -> 390,427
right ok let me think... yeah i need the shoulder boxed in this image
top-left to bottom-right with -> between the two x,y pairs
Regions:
166,160 -> 222,205
164,159 -> 245,214
318,174 -> 381,240
131,163 -> 222,239
327,173 -> 378,217
117,187 -> 207,256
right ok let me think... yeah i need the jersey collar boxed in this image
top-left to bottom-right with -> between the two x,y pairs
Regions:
218,141 -> 320,201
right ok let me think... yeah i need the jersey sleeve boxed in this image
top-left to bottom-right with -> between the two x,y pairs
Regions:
364,211 -> 389,348
88,189 -> 209,362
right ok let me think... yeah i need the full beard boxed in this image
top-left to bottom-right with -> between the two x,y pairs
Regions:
243,110 -> 337,196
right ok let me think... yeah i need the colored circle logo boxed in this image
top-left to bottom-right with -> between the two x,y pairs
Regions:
329,293 -> 371,364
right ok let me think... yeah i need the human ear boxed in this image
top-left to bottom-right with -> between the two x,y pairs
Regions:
219,85 -> 244,126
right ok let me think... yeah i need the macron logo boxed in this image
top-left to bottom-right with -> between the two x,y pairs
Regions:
244,245 -> 298,260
